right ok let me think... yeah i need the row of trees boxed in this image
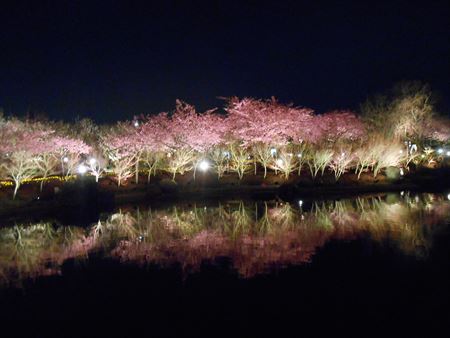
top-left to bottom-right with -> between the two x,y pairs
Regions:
1,82 -> 449,198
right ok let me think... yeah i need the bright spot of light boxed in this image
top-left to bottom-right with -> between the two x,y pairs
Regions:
77,164 -> 88,174
89,158 -> 96,165
399,168 -> 404,176
447,194 -> 450,201
400,191 -> 404,196
133,120 -> 139,127
297,153 -> 302,158
438,148 -> 444,154
298,200 -> 303,207
270,148 -> 277,156
199,160 -> 210,172
446,151 -> 450,157
63,157 -> 69,163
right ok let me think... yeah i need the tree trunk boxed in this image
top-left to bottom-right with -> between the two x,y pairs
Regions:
193,162 -> 198,180
13,181 -> 20,200
135,158 -> 139,184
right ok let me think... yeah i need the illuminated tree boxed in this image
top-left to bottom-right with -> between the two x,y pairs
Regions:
269,148 -> 297,180
228,143 -> 251,180
34,152 -> 59,191
308,148 -> 334,178
101,123 -> 137,186
329,147 -> 355,180
252,143 -> 275,178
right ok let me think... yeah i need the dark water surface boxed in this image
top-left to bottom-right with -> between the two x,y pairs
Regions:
1,192 -> 449,336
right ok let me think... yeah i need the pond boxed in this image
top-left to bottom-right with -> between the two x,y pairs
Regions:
1,192 -> 449,335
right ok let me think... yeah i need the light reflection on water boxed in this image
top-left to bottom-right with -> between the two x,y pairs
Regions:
1,192 -> 449,286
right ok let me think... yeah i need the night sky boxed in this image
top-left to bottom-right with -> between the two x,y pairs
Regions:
0,0 -> 449,122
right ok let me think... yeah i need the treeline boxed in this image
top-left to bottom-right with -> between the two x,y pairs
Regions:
1,82 -> 449,198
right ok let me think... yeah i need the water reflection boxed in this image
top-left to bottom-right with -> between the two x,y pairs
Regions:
1,192 -> 449,286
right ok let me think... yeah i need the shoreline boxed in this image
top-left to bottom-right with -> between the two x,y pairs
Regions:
1,167 -> 450,225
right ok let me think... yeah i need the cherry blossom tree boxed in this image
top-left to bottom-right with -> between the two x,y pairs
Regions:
224,97 -> 317,146
0,119 -> 49,198
100,123 -> 138,186
314,110 -> 365,143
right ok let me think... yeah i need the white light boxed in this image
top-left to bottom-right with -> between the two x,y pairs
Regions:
223,151 -> 230,159
77,164 -> 88,174
133,120 -> 139,127
63,157 -> 69,163
400,191 -> 404,196
297,153 -> 302,158
298,200 -> 303,207
399,150 -> 403,154
438,148 -> 443,154
447,194 -> 450,201
446,151 -> 450,157
399,168 -> 404,176
89,158 -> 96,165
199,160 -> 210,172
341,152 -> 345,157
288,153 -> 293,157
276,159 -> 283,166
421,154 -> 425,158
270,148 -> 277,156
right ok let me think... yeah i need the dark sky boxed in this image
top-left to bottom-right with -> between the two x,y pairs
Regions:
0,0 -> 449,122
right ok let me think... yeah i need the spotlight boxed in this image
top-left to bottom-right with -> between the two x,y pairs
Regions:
199,160 -> 210,172
77,164 -> 88,174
